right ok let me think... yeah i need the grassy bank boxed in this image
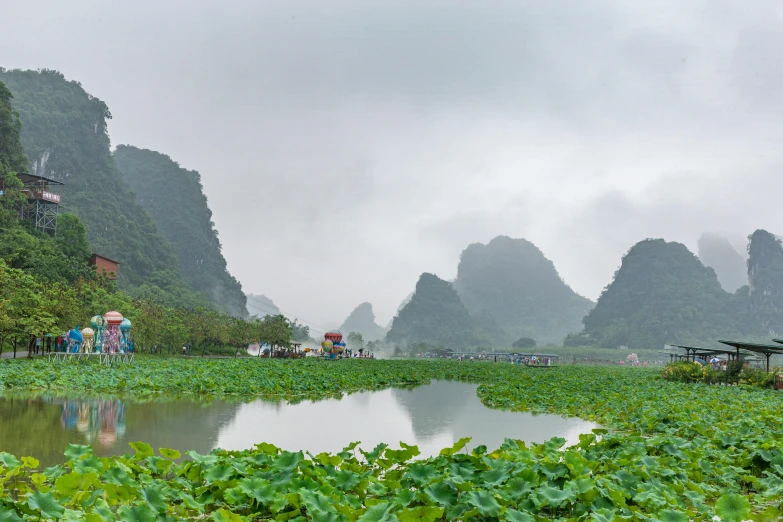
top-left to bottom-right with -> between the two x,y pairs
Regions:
1,360 -> 782,520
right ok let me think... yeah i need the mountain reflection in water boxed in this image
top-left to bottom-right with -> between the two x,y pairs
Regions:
217,381 -> 597,458
0,382 -> 597,466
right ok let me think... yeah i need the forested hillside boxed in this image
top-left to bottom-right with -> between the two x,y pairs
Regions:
0,69 -> 207,308
339,302 -> 386,342
386,273 -> 478,349
0,79 -> 95,288
747,230 -> 783,335
580,239 -> 746,349
698,233 -> 747,293
114,146 -> 247,316
453,236 -> 593,345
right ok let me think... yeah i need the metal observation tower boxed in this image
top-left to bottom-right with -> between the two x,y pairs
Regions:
17,173 -> 64,235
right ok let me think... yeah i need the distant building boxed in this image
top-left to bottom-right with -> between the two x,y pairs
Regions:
89,254 -> 119,279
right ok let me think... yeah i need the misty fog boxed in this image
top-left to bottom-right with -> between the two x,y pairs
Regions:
3,0 -> 783,327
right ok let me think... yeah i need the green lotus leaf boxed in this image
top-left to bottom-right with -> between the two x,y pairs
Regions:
424,481 -> 457,507
657,509 -> 689,522
393,489 -> 416,507
0,453 -> 20,469
397,506 -> 444,522
211,508 -> 245,522
273,451 -> 303,472
536,485 -> 574,508
63,444 -> 92,461
357,502 -> 394,522
588,508 -> 616,522
504,509 -> 535,522
118,504 -> 157,522
204,463 -> 234,483
465,490 -> 502,517
158,448 -> 181,460
332,469 -> 361,490
404,463 -> 439,486
21,456 -> 39,469
715,493 -> 751,522
73,455 -> 103,474
439,437 -> 471,456
26,491 -> 65,520
141,485 -> 167,513
128,442 -> 154,459
0,507 -> 25,522
54,471 -> 100,497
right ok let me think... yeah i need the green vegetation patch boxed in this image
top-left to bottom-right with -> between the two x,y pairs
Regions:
1,362 -> 783,519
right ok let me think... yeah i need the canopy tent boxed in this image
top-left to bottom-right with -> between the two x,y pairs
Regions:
717,340 -> 783,373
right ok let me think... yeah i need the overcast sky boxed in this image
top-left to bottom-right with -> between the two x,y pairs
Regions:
4,1 -> 783,330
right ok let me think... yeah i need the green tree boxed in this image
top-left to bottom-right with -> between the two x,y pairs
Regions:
55,213 -> 91,262
512,337 -> 536,349
347,331 -> 364,350
258,314 -> 293,349
0,80 -> 27,176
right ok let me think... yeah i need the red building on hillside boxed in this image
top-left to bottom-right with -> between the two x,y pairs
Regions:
89,254 -> 119,280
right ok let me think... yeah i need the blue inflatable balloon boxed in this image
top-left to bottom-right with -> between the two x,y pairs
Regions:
68,328 -> 83,343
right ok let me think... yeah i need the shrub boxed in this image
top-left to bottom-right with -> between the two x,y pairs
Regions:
662,361 -> 778,388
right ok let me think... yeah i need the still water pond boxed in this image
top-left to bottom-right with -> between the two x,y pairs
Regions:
0,381 -> 597,466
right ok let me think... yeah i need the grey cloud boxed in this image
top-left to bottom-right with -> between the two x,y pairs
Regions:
3,0 -> 783,326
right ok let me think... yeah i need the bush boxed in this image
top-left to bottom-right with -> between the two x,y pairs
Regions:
662,361 -> 778,388
662,361 -> 704,383
740,367 -> 778,388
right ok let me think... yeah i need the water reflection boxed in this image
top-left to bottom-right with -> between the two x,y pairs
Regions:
0,395 -> 240,467
60,399 -> 126,447
0,382 -> 598,466
217,381 -> 598,458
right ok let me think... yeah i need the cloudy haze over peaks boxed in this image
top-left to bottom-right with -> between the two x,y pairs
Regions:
3,1 -> 783,327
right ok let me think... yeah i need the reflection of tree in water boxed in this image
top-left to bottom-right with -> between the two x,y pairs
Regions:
391,382 -> 473,439
0,395 -> 240,467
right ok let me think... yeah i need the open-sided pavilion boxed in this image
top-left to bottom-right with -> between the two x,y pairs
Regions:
666,344 -> 745,363
718,340 -> 783,373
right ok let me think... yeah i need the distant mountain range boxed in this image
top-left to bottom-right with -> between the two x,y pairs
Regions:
453,236 -> 593,346
382,231 -> 783,351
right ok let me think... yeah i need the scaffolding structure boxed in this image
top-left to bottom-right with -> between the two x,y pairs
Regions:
16,173 -> 64,235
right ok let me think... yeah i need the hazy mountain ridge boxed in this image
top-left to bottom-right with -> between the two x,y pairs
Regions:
339,302 -> 387,341
246,294 -> 281,318
114,145 -> 247,316
577,232 -> 783,349
453,236 -> 594,345
747,230 -> 783,335
386,273 -> 478,349
698,233 -> 747,293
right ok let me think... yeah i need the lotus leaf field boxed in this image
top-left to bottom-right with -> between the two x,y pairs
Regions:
1,359 -> 782,521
